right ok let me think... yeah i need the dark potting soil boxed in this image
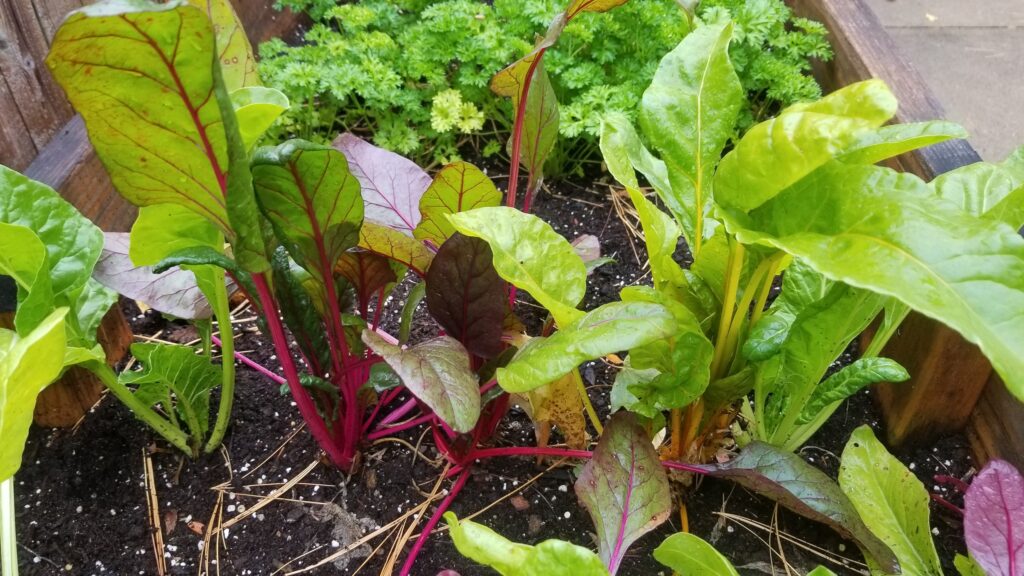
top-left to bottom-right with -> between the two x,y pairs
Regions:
14,178 -> 973,576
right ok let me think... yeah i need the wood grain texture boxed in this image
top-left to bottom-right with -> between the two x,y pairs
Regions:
967,375 -> 1024,470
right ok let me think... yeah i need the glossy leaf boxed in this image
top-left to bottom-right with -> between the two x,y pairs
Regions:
94,233 -> 217,319
492,56 -> 559,188
128,205 -> 223,267
48,1 -> 233,234
252,140 -> 363,289
743,259 -> 828,362
838,426 -> 941,575
398,281 -> 426,345
362,332 -> 479,432
498,301 -> 674,393
0,223 -> 52,333
964,459 -> 1024,576
231,86 -> 289,150
333,133 -> 431,236
414,162 -> 501,246
653,533 -> 739,576
575,412 -> 671,575
187,0 -> 259,90
697,441 -> 899,572
797,358 -> 908,424
638,21 -> 743,247
445,512 -> 609,576
839,121 -> 967,166
627,189 -> 686,298
599,112 -> 672,206
335,251 -> 398,316
357,221 -> 434,277
0,308 -> 68,482
121,343 -> 222,438
720,159 -> 1024,404
425,234 -> 505,358
932,161 -> 1024,228
450,207 -> 586,327
716,80 -> 897,213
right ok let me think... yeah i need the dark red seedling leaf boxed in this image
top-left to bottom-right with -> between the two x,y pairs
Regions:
696,442 -> 899,573
575,412 -> 671,575
964,459 -> 1024,576
425,234 -> 505,359
335,251 -> 398,315
332,133 -> 432,236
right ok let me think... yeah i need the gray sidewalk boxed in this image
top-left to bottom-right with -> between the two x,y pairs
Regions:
864,0 -> 1024,161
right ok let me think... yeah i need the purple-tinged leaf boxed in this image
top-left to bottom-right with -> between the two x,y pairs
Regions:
358,221 -> 434,277
965,459 -> 1024,576
414,162 -> 501,246
575,412 -> 671,575
362,331 -> 480,432
425,234 -> 505,359
333,133 -> 431,236
94,233 -> 217,320
335,251 -> 398,316
694,442 -> 899,573
572,234 -> 614,275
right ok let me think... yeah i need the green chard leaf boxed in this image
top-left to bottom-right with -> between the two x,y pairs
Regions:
357,222 -> 434,277
930,154 -> 1024,229
839,426 -> 942,576
361,331 -> 480,432
414,161 -> 502,246
838,121 -> 967,166
796,358 -> 908,425
450,206 -> 586,327
445,512 -> 609,576
231,86 -> 289,150
492,55 -> 559,190
653,532 -> 739,576
599,112 -> 672,201
954,554 -> 987,576
576,412 -> 672,575
186,0 -> 260,90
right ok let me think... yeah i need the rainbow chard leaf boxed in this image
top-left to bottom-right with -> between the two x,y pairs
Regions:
653,533 -> 739,576
695,441 -> 900,572
565,0 -> 629,18
425,234 -> 506,359
964,459 -> 1024,576
575,412 -> 672,575
335,251 -> 398,316
186,0 -> 260,90
358,222 -> 434,277
414,162 -> 502,246
333,133 -> 432,236
362,332 -> 480,432
231,86 -> 289,150
492,56 -> 559,195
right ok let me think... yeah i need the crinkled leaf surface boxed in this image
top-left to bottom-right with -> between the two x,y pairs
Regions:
931,160 -> 1024,229
414,162 -> 501,246
271,248 -> 331,373
653,532 -> 739,576
498,301 -> 674,393
797,358 -> 907,424
839,121 -> 967,166
445,512 -> 609,576
361,332 -> 479,432
696,441 -> 899,572
450,206 -> 586,327
964,459 -> 1024,576
0,308 -> 67,481
576,412 -> 671,575
120,342 -> 221,437
333,133 -> 431,236
839,426 -> 941,576
357,221 -> 433,277
425,233 -> 505,359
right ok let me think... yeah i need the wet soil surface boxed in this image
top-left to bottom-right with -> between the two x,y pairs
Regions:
14,176 -> 973,576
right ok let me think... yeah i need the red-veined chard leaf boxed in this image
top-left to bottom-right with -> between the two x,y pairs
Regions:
692,441 -> 899,573
251,140 -> 363,290
653,533 -> 739,576
358,221 -> 433,277
414,162 -> 501,246
425,233 -> 505,359
445,512 -> 609,576
492,56 -> 559,193
361,332 -> 479,432
449,206 -> 586,327
839,426 -> 942,576
186,0 -> 260,90
335,251 -> 398,316
638,21 -> 743,249
575,412 -> 671,575
964,459 -> 1024,576
332,133 -> 431,236
498,301 -> 674,393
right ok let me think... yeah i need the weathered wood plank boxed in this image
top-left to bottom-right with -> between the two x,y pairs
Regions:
967,375 -> 1024,470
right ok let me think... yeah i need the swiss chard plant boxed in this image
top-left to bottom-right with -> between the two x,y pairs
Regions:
599,16 -> 1024,457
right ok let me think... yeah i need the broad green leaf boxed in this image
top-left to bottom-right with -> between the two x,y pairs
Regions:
839,426 -> 942,576
653,533 -> 739,576
450,207 -> 586,327
720,160 -> 1024,404
797,358 -> 908,425
362,332 -> 480,432
129,204 -> 223,267
48,1 -> 233,234
358,221 -> 433,277
954,554 -> 987,576
231,86 -> 289,150
445,512 -> 609,576
121,343 -> 222,438
0,223 -> 52,333
610,361 -> 662,420
638,21 -> 743,247
743,259 -> 829,362
333,133 -> 431,236
0,308 -> 68,481
414,162 -> 502,246
599,112 -> 672,202
492,56 -> 559,188
497,301 -> 675,393
576,412 -> 671,574
931,161 -> 1024,228
627,189 -> 686,298
697,441 -> 899,572
186,0 -> 260,90
72,279 -> 119,348
252,140 -> 363,289
839,121 -> 967,166
716,80 -> 897,213
425,234 -> 506,359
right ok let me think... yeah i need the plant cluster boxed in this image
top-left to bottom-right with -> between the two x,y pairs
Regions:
259,0 -> 831,174
2,0 -> 1024,574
